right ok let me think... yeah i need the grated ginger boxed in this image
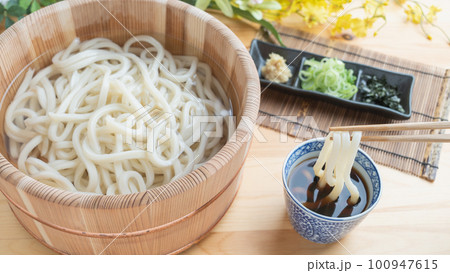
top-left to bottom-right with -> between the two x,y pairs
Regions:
261,53 -> 292,83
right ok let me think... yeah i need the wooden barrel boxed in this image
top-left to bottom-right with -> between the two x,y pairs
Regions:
0,0 -> 260,254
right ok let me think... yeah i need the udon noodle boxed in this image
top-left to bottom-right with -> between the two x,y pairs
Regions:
4,36 -> 230,195
313,131 -> 362,205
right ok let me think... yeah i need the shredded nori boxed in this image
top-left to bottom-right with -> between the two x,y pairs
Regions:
358,75 -> 405,113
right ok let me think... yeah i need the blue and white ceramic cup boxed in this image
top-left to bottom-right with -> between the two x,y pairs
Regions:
282,138 -> 382,244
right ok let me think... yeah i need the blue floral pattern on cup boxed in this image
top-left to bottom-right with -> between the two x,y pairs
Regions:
282,138 -> 382,244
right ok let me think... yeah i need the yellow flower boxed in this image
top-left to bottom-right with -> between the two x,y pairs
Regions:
331,14 -> 375,37
426,5 -> 442,23
299,0 -> 330,27
263,0 -> 298,21
397,0 -> 407,4
404,4 -> 422,24
363,0 -> 387,17
350,18 -> 376,37
329,0 -> 351,13
331,14 -> 352,36
350,18 -> 368,37
365,17 -> 376,28
234,0 -> 281,20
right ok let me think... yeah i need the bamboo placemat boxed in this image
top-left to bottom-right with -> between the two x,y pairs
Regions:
255,26 -> 450,181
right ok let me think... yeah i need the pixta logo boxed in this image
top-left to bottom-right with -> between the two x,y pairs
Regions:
125,106 -> 173,152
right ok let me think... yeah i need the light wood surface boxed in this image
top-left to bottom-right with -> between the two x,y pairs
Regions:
1,0 -> 450,254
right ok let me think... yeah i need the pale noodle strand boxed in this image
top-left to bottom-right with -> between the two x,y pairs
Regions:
313,131 -> 362,205
5,36 -> 229,195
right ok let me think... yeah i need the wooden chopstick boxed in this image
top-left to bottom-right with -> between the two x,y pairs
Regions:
329,121 -> 450,143
360,134 -> 450,142
330,121 -> 450,132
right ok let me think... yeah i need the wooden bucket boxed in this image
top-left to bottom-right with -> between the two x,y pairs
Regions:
0,0 -> 260,254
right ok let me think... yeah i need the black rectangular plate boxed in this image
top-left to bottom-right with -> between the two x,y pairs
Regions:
250,39 -> 415,120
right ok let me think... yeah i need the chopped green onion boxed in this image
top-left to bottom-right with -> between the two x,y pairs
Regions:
299,58 -> 357,100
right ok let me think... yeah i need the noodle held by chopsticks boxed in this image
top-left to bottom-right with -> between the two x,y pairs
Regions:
313,131 -> 362,205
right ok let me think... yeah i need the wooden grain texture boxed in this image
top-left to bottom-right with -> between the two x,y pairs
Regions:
3,128 -> 450,255
0,0 -> 260,254
330,121 -> 450,132
1,0 -> 450,255
359,134 -> 450,143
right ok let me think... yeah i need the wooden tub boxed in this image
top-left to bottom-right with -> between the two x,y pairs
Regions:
0,0 -> 260,254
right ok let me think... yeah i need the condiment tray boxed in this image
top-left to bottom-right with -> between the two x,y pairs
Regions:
250,39 -> 415,120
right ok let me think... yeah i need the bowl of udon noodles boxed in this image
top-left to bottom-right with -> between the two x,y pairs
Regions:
0,0 -> 260,254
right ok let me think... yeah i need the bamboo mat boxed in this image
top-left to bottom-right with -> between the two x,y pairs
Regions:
255,26 -> 450,181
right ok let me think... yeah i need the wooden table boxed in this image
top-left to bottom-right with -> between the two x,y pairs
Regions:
1,1 -> 450,254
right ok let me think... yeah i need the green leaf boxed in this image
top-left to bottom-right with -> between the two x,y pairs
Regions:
253,1 -> 282,10
6,5 -> 26,17
0,4 -> 5,14
181,0 -> 197,5
195,0 -> 211,10
6,0 -> 20,9
19,0 -> 32,10
233,7 -> 285,46
183,0 -> 284,46
249,9 -> 263,21
214,0 -> 233,17
259,19 -> 285,46
40,0 -> 58,6
0,14 -> 4,23
5,16 -> 15,28
30,0 -> 40,12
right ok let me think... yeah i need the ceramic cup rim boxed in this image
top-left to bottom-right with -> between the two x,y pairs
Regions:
282,137 -> 382,222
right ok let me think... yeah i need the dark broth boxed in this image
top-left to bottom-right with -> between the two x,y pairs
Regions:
288,158 -> 369,218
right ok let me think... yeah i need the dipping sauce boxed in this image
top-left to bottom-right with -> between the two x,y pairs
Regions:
288,158 -> 369,218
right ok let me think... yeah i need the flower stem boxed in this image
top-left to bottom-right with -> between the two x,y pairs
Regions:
412,1 -> 450,43
341,6 -> 364,15
373,15 -> 387,35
